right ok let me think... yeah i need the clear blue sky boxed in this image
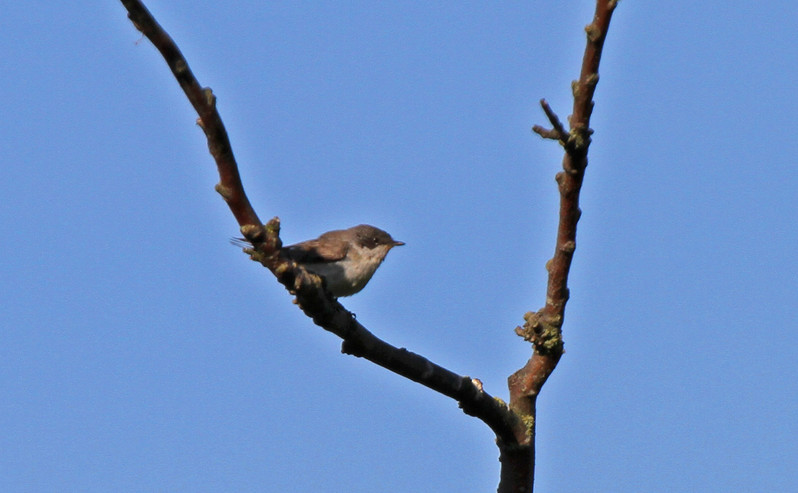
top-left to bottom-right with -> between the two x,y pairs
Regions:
2,2 -> 797,492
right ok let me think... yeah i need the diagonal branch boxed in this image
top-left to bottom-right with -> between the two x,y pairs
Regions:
121,0 -> 260,228
119,0 -> 523,449
240,222 -> 522,444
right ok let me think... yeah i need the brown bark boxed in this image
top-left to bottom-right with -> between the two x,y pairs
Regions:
504,1 -> 617,491
117,2 -> 618,491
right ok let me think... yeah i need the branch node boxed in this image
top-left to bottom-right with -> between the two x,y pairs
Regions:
585,23 -> 602,43
566,125 -> 593,154
238,219 -> 282,259
585,73 -> 600,88
265,216 -> 282,236
240,223 -> 267,243
514,311 -> 564,355
174,58 -> 188,76
519,413 -> 535,437
215,183 -> 233,201
203,87 -> 216,108
559,240 -> 576,254
341,338 -> 363,356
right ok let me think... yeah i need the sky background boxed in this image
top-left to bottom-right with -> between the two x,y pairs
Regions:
2,1 -> 797,492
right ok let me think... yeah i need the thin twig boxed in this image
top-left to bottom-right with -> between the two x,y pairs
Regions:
532,99 -> 568,143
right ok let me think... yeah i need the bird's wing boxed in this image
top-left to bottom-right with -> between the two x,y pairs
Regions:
284,233 -> 349,263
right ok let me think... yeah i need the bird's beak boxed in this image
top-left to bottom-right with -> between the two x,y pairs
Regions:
392,241 -> 405,247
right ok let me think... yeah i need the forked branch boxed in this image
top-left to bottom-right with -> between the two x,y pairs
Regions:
119,1 -> 617,491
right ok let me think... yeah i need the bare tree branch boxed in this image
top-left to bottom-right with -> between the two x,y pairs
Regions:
121,0 -> 260,228
120,1 -> 618,490
119,0 -> 523,460
502,1 -> 618,491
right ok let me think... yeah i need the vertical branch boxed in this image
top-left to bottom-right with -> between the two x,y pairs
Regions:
501,1 -> 617,492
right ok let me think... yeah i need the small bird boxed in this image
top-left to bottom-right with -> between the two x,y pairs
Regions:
281,224 -> 404,297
